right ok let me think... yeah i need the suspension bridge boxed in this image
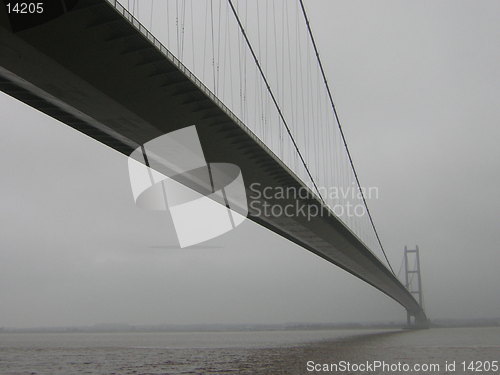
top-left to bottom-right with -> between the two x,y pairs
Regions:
0,0 -> 428,326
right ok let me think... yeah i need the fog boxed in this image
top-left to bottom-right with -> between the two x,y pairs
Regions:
0,0 -> 499,328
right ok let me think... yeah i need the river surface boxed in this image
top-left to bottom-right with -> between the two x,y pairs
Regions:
0,327 -> 499,374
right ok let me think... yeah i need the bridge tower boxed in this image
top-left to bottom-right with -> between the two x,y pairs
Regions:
404,245 -> 426,327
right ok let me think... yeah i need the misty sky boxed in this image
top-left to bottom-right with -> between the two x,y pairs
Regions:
1,0 -> 499,328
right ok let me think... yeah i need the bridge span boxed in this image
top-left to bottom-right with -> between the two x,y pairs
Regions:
0,0 -> 427,325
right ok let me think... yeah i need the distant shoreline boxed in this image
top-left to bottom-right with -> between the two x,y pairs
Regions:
1,318 -> 498,334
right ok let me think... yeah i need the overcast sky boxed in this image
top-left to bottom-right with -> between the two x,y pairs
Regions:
0,0 -> 499,328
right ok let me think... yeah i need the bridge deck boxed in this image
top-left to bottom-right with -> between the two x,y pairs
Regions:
0,0 -> 426,323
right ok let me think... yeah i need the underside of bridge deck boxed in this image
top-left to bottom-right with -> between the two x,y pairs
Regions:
0,0 -> 427,324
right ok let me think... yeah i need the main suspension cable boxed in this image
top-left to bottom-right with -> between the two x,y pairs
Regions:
298,0 -> 396,276
227,0 -> 324,202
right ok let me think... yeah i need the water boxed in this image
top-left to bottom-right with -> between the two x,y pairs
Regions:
0,327 -> 499,374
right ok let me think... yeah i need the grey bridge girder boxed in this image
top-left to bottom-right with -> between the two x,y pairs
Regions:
0,0 -> 426,323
